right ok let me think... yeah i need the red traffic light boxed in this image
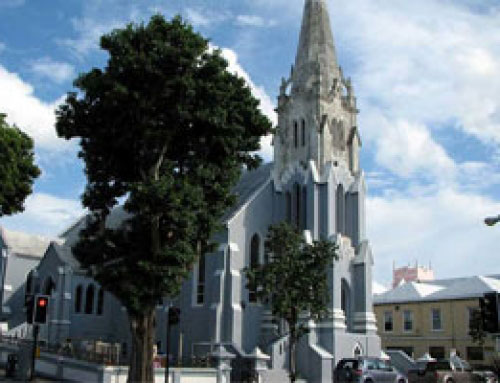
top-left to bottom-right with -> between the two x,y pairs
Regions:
38,298 -> 47,308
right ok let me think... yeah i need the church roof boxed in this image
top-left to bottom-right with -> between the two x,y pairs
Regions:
0,226 -> 56,258
293,0 -> 339,93
222,162 -> 273,223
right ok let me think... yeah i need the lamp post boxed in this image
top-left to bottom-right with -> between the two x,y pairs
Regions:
484,215 -> 500,226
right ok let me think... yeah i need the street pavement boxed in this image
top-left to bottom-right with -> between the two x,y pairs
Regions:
0,369 -> 65,382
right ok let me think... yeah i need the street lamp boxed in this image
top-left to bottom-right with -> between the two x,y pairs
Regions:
484,215 -> 500,226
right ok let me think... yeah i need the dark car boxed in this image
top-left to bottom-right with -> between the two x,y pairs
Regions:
335,357 -> 407,383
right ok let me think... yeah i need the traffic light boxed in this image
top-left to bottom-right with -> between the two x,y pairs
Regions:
25,294 -> 34,324
34,295 -> 49,324
479,292 -> 499,333
168,307 -> 180,325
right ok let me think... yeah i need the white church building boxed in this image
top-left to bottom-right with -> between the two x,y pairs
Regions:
10,0 -> 381,381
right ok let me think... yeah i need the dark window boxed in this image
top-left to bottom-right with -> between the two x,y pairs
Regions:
294,121 -> 298,148
384,311 -> 393,332
97,289 -> 104,315
302,186 -> 307,230
431,308 -> 442,330
336,184 -> 345,234
466,346 -> 484,361
75,285 -> 83,313
286,192 -> 292,223
249,234 -> 260,302
85,284 -> 95,314
196,254 -> 206,304
429,346 -> 445,359
403,310 -> 413,331
301,119 -> 306,146
44,278 -> 56,295
294,183 -> 300,228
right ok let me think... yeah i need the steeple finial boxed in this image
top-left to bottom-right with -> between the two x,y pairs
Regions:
293,0 -> 339,94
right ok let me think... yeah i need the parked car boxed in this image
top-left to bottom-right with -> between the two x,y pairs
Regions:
407,358 -> 483,383
473,370 -> 498,383
334,357 -> 407,383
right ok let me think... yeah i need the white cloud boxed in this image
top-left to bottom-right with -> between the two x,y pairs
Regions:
368,188 -> 500,285
236,15 -> 275,28
220,47 -> 276,161
0,65 -> 74,152
30,57 -> 75,84
0,193 -> 85,237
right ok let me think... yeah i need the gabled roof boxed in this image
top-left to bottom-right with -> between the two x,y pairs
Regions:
374,275 -> 500,305
51,242 -> 81,269
222,162 -> 273,223
373,281 -> 444,304
0,226 -> 57,258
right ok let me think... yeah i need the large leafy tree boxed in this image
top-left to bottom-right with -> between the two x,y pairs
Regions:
245,223 -> 338,383
0,113 -> 40,217
469,308 -> 486,346
56,15 -> 271,383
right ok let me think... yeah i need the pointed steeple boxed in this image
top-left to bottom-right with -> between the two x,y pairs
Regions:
292,0 -> 340,94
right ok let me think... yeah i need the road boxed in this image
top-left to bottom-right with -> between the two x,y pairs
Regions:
0,368 -> 66,382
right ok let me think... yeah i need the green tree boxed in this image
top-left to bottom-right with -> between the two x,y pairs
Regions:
469,308 -> 486,346
0,113 -> 40,217
245,223 -> 338,383
56,15 -> 271,383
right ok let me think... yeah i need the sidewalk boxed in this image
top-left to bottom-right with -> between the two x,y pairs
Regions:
0,368 -> 65,382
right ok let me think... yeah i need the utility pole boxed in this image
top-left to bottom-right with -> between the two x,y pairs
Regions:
29,324 -> 39,381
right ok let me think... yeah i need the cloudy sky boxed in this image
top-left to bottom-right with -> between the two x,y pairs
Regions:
0,0 -> 499,286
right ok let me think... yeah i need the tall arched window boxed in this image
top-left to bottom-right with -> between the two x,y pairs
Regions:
85,284 -> 95,314
294,183 -> 301,228
249,234 -> 260,302
97,288 -> 104,315
302,186 -> 308,230
301,119 -> 306,146
196,254 -> 206,305
75,285 -> 83,313
336,184 -> 345,234
294,121 -> 298,148
341,279 -> 351,330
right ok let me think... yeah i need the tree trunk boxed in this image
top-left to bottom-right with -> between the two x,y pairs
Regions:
128,308 -> 155,383
288,320 -> 297,383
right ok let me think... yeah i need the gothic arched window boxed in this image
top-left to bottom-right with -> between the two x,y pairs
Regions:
97,288 -> 104,315
336,184 -> 345,234
294,183 -> 301,228
249,234 -> 260,302
85,284 -> 95,314
43,277 -> 56,295
75,285 -> 83,313
302,186 -> 307,230
196,254 -> 206,305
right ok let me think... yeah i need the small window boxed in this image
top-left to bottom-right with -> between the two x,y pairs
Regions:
403,310 -> 413,332
97,289 -> 104,315
286,192 -> 292,223
196,254 -> 206,305
431,308 -> 442,331
301,119 -> 306,146
384,311 -> 393,332
294,183 -> 300,229
302,186 -> 307,230
85,284 -> 95,314
75,285 -> 83,313
429,346 -> 445,359
466,346 -> 484,361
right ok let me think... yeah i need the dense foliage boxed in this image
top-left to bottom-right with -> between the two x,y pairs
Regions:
0,113 -> 40,217
245,222 -> 338,382
56,14 -> 271,383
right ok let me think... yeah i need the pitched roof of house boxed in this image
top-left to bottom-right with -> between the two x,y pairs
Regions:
0,226 -> 56,258
374,275 -> 500,305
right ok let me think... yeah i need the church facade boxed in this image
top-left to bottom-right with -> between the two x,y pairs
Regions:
23,0 -> 380,381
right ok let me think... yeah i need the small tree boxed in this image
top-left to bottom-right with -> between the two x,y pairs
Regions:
469,307 -> 487,346
56,15 -> 271,383
0,113 -> 40,217
245,223 -> 338,383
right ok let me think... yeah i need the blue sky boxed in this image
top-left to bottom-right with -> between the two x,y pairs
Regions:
1,0 -> 500,286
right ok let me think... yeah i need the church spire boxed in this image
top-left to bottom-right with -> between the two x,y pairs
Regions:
292,0 -> 340,94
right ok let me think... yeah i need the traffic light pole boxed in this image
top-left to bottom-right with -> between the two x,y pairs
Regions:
29,324 -> 39,381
